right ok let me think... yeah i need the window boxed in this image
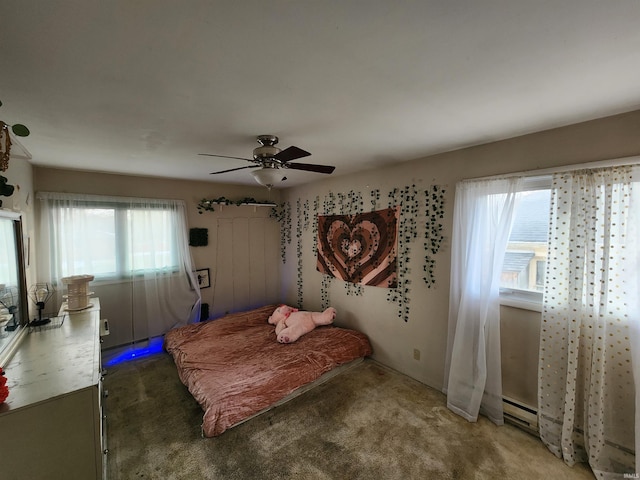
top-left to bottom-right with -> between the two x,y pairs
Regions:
40,195 -> 182,282
38,192 -> 201,333
126,208 -> 179,274
59,207 -> 117,277
499,177 -> 551,310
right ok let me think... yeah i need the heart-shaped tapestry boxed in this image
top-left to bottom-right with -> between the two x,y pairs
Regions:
317,206 -> 399,288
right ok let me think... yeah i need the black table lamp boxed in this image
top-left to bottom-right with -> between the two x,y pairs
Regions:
28,282 -> 55,327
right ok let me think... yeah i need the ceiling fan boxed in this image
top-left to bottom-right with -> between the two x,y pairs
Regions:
199,135 -> 335,189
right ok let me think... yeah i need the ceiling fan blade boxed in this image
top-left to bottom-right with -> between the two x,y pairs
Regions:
210,165 -> 259,175
199,153 -> 253,162
285,162 -> 335,174
273,146 -> 311,163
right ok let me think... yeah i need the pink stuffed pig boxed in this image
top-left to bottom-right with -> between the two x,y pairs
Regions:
268,304 -> 336,343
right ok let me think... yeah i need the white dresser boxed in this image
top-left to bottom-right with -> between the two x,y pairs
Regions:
0,298 -> 106,480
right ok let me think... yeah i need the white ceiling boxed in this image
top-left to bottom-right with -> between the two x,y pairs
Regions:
2,1 -> 640,188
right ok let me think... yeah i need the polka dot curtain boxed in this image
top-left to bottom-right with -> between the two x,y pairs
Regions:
538,165 -> 639,478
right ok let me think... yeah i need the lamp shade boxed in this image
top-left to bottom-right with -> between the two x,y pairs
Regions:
28,283 -> 54,306
250,167 -> 285,189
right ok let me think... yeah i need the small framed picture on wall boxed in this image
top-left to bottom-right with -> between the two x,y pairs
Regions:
196,268 -> 210,289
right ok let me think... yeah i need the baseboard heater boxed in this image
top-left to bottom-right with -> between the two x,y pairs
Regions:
504,398 -> 634,470
503,396 -> 538,435
538,412 -> 635,469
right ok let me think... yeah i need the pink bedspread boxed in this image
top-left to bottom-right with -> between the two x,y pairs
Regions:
164,304 -> 372,437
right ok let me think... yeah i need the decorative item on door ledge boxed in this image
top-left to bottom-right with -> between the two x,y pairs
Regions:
189,228 -> 208,246
197,196 -> 276,214
0,100 -> 30,172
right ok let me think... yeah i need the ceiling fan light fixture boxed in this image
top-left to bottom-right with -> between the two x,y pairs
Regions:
251,167 -> 285,189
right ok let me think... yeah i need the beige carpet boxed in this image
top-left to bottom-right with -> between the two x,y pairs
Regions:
105,353 -> 594,480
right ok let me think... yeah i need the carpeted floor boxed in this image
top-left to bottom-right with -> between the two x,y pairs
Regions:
105,353 -> 595,480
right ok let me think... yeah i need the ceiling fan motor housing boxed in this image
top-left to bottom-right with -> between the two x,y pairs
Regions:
253,135 -> 281,162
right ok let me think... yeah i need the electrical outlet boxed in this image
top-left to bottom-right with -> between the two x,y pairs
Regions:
413,348 -> 420,361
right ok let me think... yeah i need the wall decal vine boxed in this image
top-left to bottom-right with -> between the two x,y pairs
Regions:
423,185 -> 446,288
270,202 -> 291,263
347,190 -> 364,215
312,196 -> 319,255
321,274 -> 333,310
323,191 -> 336,213
302,199 -> 310,231
386,185 -> 420,322
319,192 -> 334,305
296,199 -> 304,307
348,190 -> 364,297
345,282 -> 363,297
335,190 -> 364,215
370,188 -> 380,211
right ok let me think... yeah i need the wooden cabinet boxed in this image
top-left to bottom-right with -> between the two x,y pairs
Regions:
0,299 -> 105,480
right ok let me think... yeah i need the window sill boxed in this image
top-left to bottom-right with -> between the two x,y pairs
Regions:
499,296 -> 542,313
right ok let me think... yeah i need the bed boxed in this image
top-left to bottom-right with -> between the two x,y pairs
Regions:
164,304 -> 372,437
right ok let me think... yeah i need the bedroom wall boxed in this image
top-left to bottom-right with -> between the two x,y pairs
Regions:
279,109 -> 640,395
33,167 -> 281,348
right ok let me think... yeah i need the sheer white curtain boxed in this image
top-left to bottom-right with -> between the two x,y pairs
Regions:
538,166 -> 639,478
37,192 -> 201,338
444,177 -> 522,424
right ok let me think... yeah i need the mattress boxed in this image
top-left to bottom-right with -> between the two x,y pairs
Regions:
164,304 -> 372,437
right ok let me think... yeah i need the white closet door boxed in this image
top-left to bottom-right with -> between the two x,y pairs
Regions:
232,218 -> 251,308
212,218 -> 234,317
248,218 -> 267,306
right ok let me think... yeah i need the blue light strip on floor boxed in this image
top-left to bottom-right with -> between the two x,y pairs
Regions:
104,338 -> 165,366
